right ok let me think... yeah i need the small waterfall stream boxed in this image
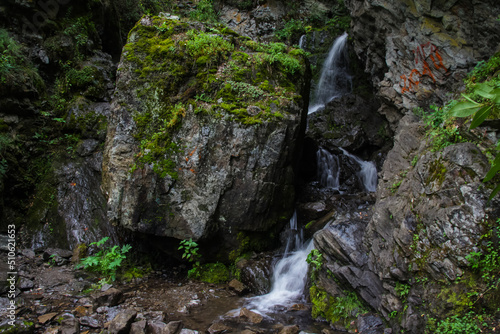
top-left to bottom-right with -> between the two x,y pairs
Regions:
309,32 -> 352,114
340,148 -> 378,192
317,147 -> 340,190
246,213 -> 313,314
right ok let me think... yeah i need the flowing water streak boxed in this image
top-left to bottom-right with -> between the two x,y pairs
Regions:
308,32 -> 352,114
298,34 -> 306,49
246,214 -> 313,314
317,147 -> 340,190
340,148 -> 378,192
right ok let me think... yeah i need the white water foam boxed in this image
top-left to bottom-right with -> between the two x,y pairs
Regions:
308,32 -> 352,114
340,148 -> 377,192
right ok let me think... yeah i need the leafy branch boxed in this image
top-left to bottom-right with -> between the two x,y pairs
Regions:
450,82 -> 500,199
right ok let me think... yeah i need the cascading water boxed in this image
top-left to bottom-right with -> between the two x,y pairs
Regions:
308,32 -> 352,114
340,148 -> 378,192
246,213 -> 313,313
317,147 -> 340,190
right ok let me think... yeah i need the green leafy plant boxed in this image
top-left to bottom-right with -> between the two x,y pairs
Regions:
189,0 -> 218,23
450,82 -> 500,198
306,249 -> 324,282
179,238 -> 201,278
76,237 -> 132,281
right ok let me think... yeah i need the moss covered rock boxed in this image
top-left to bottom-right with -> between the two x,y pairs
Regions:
103,16 -> 310,258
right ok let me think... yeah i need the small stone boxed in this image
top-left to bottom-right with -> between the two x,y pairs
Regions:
19,277 -> 35,290
73,305 -> 90,317
239,308 -> 263,324
36,305 -> 52,315
179,330 -> 199,334
21,249 -> 36,259
278,325 -> 300,334
177,306 -> 189,314
60,313 -> 80,334
93,288 -> 123,307
80,316 -> 101,328
130,320 -> 147,334
38,312 -> 58,324
43,327 -> 60,334
43,248 -> 73,260
166,321 -> 183,333
289,304 -> 308,311
207,322 -> 232,334
228,279 -> 248,295
108,310 -> 137,334
96,306 -> 108,314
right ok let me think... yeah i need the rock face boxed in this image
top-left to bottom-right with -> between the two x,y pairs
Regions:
103,16 -> 309,254
345,0 -> 500,125
313,113 -> 499,331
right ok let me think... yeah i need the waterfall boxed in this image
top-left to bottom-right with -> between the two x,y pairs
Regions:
309,32 -> 352,114
246,213 -> 313,313
298,34 -> 306,49
317,147 -> 340,190
340,148 -> 378,192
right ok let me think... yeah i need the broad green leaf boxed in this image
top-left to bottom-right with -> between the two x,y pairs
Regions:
462,93 -> 480,104
449,101 -> 480,117
470,105 -> 492,129
488,183 -> 500,201
492,88 -> 500,104
484,154 -> 500,182
474,83 -> 494,99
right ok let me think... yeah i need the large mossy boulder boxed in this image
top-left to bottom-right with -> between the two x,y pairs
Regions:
103,16 -> 310,257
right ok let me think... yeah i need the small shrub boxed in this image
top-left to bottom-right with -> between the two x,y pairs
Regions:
76,237 -> 132,281
189,0 -> 218,23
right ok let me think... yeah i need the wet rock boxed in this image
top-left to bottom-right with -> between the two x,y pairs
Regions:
130,320 -> 147,334
38,312 -> 58,324
237,257 -> 272,294
80,315 -> 101,328
278,325 -> 300,334
207,322 -> 232,334
108,309 -> 137,334
357,314 -> 384,334
60,313 -> 80,334
307,94 -> 388,154
44,327 -> 60,334
20,249 -> 36,259
93,288 -> 123,307
166,321 -> 183,334
178,330 -> 199,334
239,308 -> 263,324
146,320 -> 181,334
43,248 -> 73,261
77,139 -> 100,157
289,304 -> 309,311
18,277 -> 35,290
36,305 -> 52,315
228,279 -> 248,295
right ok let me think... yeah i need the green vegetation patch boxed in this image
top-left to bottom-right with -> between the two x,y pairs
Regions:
120,16 -> 307,177
310,285 -> 366,328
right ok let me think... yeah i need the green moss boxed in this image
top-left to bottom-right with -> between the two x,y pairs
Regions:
120,16 -> 307,176
427,159 -> 447,186
189,262 -> 230,284
310,286 -> 366,328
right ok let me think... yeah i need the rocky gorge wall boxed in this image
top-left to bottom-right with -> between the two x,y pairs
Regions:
309,0 -> 500,332
345,0 -> 500,127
